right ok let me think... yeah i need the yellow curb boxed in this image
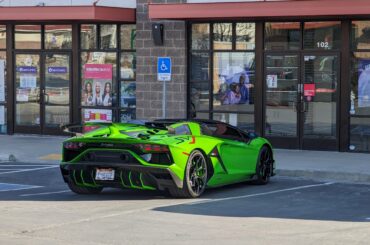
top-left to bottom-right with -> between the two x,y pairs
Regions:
39,154 -> 62,160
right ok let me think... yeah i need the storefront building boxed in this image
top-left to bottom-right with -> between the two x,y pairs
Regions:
1,0 -> 370,154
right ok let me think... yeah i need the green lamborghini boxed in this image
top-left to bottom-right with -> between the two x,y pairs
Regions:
60,119 -> 275,198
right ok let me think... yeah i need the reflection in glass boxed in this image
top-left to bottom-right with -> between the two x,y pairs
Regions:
45,25 -> 72,49
121,25 -> 136,50
265,55 -> 298,137
236,23 -> 255,50
45,54 -> 70,106
120,53 -> 136,79
213,52 -> 255,112
0,51 -> 6,102
0,106 -> 6,134
15,54 -> 40,125
265,22 -> 300,50
213,23 -> 232,50
350,117 -> 370,152
304,21 -> 341,50
0,25 -> 6,49
80,24 -> 97,49
192,112 -> 209,120
121,81 -> 136,108
121,108 -> 136,122
190,82 -> 209,111
191,24 -> 209,50
352,21 -> 370,50
191,52 -> 209,81
350,52 -> 370,115
303,55 -> 338,138
45,106 -> 69,127
213,113 -> 254,132
100,24 -> 117,49
15,25 -> 41,49
81,52 -> 117,107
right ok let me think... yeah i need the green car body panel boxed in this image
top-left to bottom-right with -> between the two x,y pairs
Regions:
60,120 -> 275,194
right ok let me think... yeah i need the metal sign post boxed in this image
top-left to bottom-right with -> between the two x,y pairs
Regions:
157,57 -> 171,118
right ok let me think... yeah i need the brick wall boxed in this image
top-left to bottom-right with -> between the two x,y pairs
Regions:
136,0 -> 187,120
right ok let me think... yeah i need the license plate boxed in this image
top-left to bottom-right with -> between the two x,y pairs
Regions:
95,168 -> 115,181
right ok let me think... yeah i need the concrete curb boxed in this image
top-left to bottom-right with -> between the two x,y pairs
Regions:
277,169 -> 370,185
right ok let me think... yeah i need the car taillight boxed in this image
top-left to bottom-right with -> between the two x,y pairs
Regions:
136,144 -> 169,153
64,142 -> 85,150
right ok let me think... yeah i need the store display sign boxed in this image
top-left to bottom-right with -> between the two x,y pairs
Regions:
0,60 -> 4,102
304,83 -> 316,97
16,66 -> 37,73
84,64 -> 112,79
84,109 -> 112,123
358,59 -> 370,108
267,75 -> 278,88
48,66 -> 67,74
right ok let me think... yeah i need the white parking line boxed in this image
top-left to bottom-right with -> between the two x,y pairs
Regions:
0,166 -> 58,175
20,190 -> 71,197
188,182 -> 335,205
0,183 -> 42,192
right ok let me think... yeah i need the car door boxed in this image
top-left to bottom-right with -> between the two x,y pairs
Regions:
215,125 -> 256,175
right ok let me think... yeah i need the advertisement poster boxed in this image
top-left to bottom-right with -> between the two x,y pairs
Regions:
0,105 -> 4,125
83,109 -> 112,123
0,60 -> 4,102
82,64 -> 113,107
358,59 -> 370,108
267,75 -> 278,88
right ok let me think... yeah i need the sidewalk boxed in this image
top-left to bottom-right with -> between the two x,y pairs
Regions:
0,134 -> 369,184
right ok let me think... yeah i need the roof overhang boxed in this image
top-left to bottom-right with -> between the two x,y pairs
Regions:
0,6 -> 135,22
149,0 -> 370,20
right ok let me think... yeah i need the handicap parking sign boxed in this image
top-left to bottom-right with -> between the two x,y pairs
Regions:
157,57 -> 171,81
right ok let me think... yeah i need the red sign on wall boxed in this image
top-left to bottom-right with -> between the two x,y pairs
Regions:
304,83 -> 316,97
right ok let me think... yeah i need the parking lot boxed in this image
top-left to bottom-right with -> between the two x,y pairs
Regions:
0,161 -> 370,245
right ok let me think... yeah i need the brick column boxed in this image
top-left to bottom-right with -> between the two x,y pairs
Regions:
136,0 -> 187,120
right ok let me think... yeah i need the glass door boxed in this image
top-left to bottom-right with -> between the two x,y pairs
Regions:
14,53 -> 71,134
301,54 -> 339,150
265,54 -> 300,148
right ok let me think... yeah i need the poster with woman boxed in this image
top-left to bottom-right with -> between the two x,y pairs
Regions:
82,64 -> 113,106
358,59 -> 370,108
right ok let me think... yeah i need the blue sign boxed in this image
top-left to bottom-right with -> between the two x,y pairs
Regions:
157,57 -> 171,81
48,66 -> 67,74
16,66 -> 37,73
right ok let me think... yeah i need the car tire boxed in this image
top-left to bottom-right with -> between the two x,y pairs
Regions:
169,150 -> 208,198
67,180 -> 103,194
253,146 -> 273,185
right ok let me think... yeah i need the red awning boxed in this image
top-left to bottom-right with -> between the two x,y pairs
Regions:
148,0 -> 370,20
0,6 -> 135,22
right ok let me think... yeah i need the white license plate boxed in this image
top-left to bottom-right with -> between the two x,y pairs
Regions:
95,168 -> 115,181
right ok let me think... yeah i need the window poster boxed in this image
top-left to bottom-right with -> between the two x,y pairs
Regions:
120,82 -> 136,108
0,60 -> 4,102
83,109 -> 112,123
82,64 -> 113,107
267,75 -> 278,88
358,59 -> 370,108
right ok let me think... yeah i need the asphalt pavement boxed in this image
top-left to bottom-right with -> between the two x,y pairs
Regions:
0,162 -> 369,244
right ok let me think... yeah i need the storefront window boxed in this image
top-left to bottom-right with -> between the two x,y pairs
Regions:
121,25 -> 136,50
213,52 -> 255,113
100,24 -> 117,49
304,21 -> 341,50
45,25 -> 72,49
265,22 -> 300,50
190,53 -> 209,81
190,81 -> 209,111
15,25 -> 41,49
0,50 -> 5,133
213,23 -> 232,50
350,52 -> 370,151
236,23 -> 255,50
352,21 -> 370,50
191,24 -> 209,50
120,53 -> 136,80
80,52 -> 117,107
80,24 -> 97,50
213,113 -> 254,131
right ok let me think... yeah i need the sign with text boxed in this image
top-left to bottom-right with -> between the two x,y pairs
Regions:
84,64 -> 113,79
157,57 -> 171,81
304,83 -> 316,97
48,66 -> 68,74
16,66 -> 37,73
